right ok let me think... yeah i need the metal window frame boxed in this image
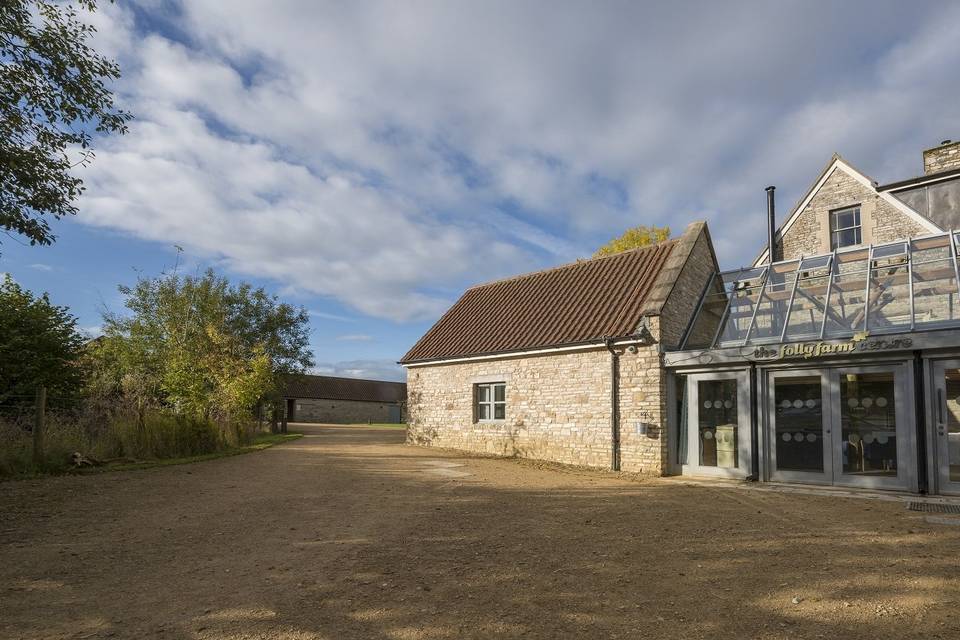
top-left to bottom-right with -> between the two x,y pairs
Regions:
862,244 -> 874,332
819,248 -> 840,339
779,258 -> 806,342
950,229 -> 960,303
908,245 -> 916,332
719,267 -> 768,348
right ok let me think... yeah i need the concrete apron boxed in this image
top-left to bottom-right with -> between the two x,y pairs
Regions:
665,476 -> 960,525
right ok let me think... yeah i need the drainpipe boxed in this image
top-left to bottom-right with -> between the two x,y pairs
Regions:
605,337 -> 621,472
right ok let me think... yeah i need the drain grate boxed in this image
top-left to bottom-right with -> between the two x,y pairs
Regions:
907,501 -> 960,514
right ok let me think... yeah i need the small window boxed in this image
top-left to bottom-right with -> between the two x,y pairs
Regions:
475,382 -> 506,421
830,206 -> 862,249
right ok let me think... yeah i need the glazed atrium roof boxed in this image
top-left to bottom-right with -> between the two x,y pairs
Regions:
681,231 -> 960,350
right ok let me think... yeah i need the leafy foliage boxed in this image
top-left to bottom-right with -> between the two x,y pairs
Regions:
0,274 -> 85,406
593,225 -> 671,257
0,0 -> 131,250
91,270 -> 313,421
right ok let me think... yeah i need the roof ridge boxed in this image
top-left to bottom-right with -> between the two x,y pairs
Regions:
294,373 -> 405,385
464,237 -> 679,292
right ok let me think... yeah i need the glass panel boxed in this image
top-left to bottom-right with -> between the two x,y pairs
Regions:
494,403 -> 505,420
866,258 -> 911,332
783,257 -> 832,340
478,403 -> 491,420
913,259 -> 959,326
478,385 -> 491,403
697,379 -> 738,468
684,274 -> 729,349
773,376 -> 824,472
716,270 -> 767,346
839,372 -> 897,477
944,369 -> 960,482
823,250 -> 869,337
748,261 -> 798,343
494,384 -> 505,402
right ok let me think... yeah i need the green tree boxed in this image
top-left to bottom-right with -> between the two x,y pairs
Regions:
0,274 -> 85,405
92,270 -> 313,421
593,225 -> 671,257
1,0 -> 131,250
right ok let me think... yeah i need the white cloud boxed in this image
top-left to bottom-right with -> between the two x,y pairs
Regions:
78,0 -> 960,325
312,359 -> 405,382
336,334 -> 374,342
28,263 -> 53,272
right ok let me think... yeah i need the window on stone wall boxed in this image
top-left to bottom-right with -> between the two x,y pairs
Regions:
475,382 -> 506,421
830,206 -> 862,249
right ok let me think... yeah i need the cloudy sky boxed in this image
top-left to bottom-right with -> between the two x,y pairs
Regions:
3,0 -> 960,381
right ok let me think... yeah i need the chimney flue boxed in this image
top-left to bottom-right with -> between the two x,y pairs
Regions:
766,186 -> 777,264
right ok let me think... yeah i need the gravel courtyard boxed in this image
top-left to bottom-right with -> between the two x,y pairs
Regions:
2,424 -> 960,640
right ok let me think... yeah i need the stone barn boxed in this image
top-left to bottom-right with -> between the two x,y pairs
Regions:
283,374 -> 406,424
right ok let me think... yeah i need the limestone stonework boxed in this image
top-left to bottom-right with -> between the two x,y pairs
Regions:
780,165 -> 929,260
406,337 -> 667,474
292,397 -> 403,424
924,140 -> 960,175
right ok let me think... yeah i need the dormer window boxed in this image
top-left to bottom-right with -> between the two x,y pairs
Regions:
830,206 -> 862,249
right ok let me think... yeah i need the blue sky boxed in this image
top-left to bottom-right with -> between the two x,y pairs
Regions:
3,0 -> 960,382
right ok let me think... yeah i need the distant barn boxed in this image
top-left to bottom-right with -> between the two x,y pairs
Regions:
282,374 -> 406,424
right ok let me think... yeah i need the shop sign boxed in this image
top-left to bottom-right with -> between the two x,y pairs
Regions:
752,332 -> 913,361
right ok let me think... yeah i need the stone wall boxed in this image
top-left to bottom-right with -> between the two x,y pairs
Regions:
924,140 -> 960,175
657,231 -> 718,348
290,397 -> 403,424
780,166 -> 929,260
405,333 -> 668,474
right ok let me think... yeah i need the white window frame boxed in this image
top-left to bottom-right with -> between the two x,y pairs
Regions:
475,382 -> 506,422
830,205 -> 862,250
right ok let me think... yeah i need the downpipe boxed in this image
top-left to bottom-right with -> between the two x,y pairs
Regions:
605,338 -> 621,472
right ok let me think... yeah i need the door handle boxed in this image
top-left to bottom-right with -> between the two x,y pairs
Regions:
938,388 -> 946,429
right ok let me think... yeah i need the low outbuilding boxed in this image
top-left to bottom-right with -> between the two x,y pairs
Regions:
283,374 -> 406,424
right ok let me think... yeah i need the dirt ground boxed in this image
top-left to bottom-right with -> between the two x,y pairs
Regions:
2,424 -> 960,640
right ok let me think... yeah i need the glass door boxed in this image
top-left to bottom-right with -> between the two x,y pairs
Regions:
768,371 -> 832,483
932,360 -> 960,494
684,371 -> 752,478
828,365 -> 914,491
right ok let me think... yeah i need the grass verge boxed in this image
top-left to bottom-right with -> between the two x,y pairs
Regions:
74,432 -> 304,475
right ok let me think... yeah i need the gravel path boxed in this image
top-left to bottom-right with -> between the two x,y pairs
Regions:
2,424 -> 960,639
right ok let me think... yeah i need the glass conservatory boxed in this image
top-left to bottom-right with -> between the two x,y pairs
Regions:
666,231 -> 960,496
681,232 -> 960,350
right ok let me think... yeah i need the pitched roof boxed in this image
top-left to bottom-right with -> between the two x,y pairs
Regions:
752,154 -> 942,267
400,239 -> 677,364
284,374 -> 406,403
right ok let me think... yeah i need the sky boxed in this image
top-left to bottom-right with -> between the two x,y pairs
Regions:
3,0 -> 960,382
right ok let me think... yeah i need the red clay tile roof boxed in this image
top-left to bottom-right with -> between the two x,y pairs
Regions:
284,375 -> 406,403
400,239 -> 677,363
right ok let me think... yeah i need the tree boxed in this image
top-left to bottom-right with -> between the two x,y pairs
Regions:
1,0 -> 131,251
92,270 -> 313,421
593,225 -> 671,257
0,274 -> 85,406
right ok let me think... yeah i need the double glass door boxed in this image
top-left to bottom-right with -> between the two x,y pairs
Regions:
768,365 -> 913,490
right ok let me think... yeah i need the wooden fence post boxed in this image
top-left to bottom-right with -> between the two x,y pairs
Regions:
33,386 -> 46,466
